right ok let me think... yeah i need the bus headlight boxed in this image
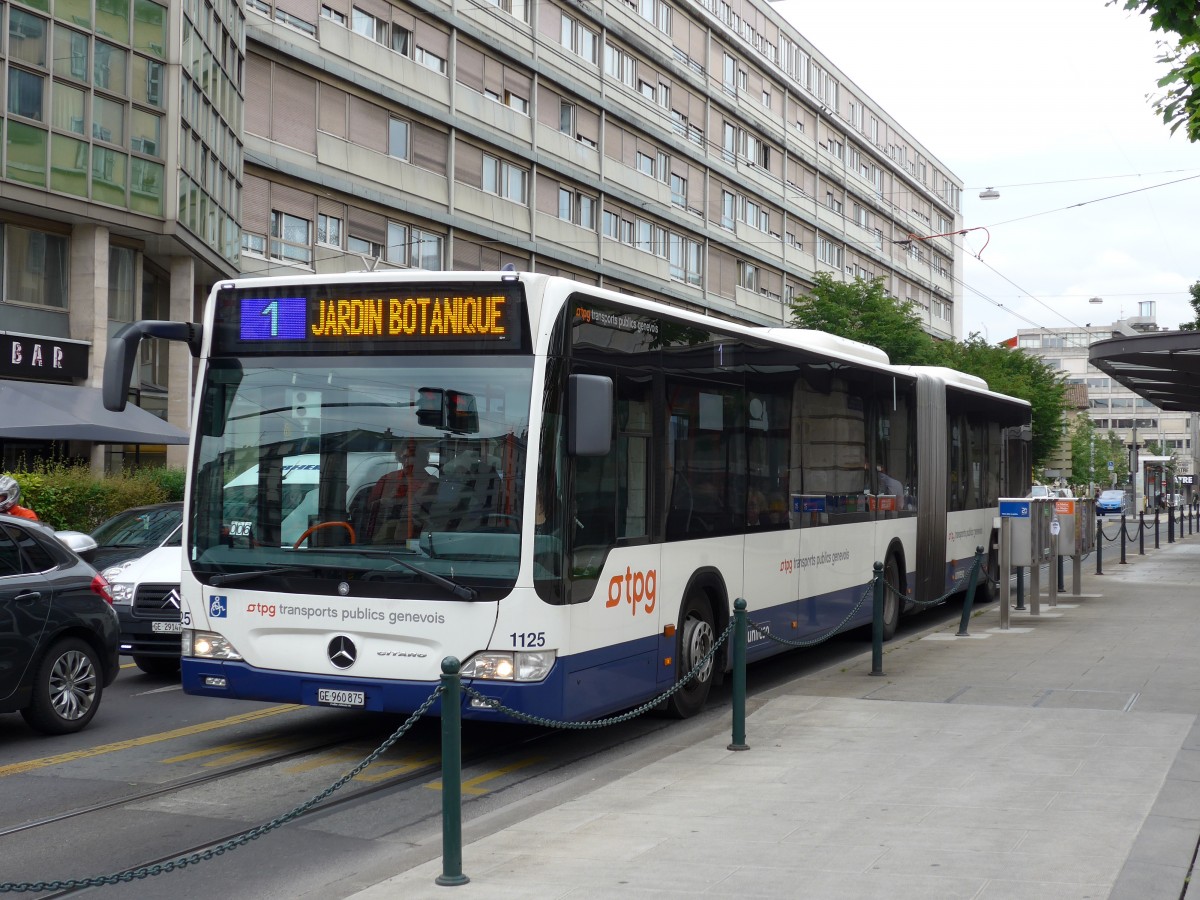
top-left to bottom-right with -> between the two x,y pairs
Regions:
185,629 -> 243,661
461,650 -> 555,682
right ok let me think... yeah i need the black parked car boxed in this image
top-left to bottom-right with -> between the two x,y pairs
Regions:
88,502 -> 183,571
0,514 -> 120,734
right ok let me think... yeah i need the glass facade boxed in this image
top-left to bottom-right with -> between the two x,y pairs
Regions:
178,0 -> 243,264
3,0 -> 168,211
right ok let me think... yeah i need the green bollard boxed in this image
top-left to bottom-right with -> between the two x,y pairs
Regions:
871,561 -> 885,675
956,547 -> 984,636
728,599 -> 749,751
435,657 -> 470,887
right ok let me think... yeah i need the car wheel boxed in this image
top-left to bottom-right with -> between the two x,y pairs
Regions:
20,638 -> 103,735
134,655 -> 181,676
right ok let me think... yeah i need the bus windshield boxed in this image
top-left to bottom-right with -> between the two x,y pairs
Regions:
189,355 -> 533,599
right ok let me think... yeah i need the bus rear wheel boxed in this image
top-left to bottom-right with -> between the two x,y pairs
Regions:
882,555 -> 901,641
666,594 -> 715,719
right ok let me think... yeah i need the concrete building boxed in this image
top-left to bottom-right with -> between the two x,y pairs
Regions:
0,0 -> 241,470
3,0 -> 964,472
1016,302 -> 1194,488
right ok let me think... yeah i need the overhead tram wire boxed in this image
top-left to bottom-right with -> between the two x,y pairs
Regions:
980,173 -> 1200,230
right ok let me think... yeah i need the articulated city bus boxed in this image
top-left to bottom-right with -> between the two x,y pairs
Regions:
104,271 -> 1030,720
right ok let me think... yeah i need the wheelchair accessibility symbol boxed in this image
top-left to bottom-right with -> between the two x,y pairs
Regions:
209,595 -> 228,618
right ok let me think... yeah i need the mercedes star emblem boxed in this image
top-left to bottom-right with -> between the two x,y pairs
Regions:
327,636 -> 357,669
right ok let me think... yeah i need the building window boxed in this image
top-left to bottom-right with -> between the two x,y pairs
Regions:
557,187 -> 596,229
317,213 -> 342,247
722,122 -> 735,162
386,221 -> 442,268
242,233 -> 267,256
351,7 -> 387,43
739,261 -> 758,291
388,117 -> 409,160
504,90 -> 528,114
669,173 -> 686,208
483,154 -> 528,204
560,13 -> 598,64
320,5 -> 346,25
8,69 -> 45,121
604,42 -> 636,88
348,235 -> 383,258
721,191 -> 735,230
817,238 -> 842,268
270,211 -> 312,265
636,151 -> 654,177
414,46 -> 446,74
2,225 -> 69,308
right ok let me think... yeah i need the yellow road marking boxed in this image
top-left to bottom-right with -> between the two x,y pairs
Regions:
0,706 -> 299,778
284,748 -> 439,782
426,757 -> 544,796
161,735 -> 297,766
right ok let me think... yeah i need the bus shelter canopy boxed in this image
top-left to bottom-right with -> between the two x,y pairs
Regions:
1089,331 -> 1200,412
0,379 -> 188,444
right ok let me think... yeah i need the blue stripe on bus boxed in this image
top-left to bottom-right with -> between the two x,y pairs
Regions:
180,576 -> 904,720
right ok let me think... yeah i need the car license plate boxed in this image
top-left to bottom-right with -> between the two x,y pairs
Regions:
152,621 -> 183,633
318,688 -> 365,708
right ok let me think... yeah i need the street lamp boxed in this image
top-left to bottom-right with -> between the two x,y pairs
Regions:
979,187 -> 1000,200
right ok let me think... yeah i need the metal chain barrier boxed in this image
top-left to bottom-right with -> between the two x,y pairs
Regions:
888,556 -> 980,609
462,618 -> 737,729
0,686 -> 444,894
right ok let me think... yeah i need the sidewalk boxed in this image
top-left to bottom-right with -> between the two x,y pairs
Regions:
353,532 -> 1200,899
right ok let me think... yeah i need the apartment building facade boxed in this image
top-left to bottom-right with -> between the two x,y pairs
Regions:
2,0 -> 964,471
1016,303 -> 1195,486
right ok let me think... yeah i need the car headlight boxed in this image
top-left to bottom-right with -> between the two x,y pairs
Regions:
184,629 -> 243,661
460,650 -> 555,682
108,582 -> 135,605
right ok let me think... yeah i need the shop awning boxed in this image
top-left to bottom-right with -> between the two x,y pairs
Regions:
0,379 -> 188,444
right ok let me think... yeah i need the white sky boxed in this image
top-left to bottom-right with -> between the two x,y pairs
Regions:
774,0 -> 1200,341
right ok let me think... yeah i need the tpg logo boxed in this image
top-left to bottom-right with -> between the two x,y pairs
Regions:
606,567 -> 656,615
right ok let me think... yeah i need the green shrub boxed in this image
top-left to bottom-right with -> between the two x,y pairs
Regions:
3,462 -> 183,532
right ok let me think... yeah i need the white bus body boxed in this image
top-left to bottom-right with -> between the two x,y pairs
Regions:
106,272 -> 1030,721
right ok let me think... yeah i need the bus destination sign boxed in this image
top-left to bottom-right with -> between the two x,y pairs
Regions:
216,282 -> 528,354
240,293 -> 511,342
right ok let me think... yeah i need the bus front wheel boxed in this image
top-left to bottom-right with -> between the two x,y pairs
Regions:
666,593 -> 715,718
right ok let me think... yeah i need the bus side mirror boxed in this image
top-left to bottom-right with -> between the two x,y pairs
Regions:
568,374 -> 612,457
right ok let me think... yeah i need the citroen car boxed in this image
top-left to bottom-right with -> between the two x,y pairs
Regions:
0,514 -> 119,734
103,542 -> 184,676
88,502 -> 183,570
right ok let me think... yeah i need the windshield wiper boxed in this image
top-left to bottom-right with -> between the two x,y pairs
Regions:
334,548 -> 478,600
208,564 -> 322,586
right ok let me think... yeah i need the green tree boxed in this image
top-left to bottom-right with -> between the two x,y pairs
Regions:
789,274 -> 936,365
1114,0 -> 1200,141
1070,417 -> 1131,489
1178,280 -> 1200,330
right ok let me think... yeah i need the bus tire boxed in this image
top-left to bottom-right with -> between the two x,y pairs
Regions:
665,593 -> 716,719
882,554 -> 902,641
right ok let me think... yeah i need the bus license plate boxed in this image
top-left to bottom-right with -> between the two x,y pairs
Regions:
152,621 -> 183,633
318,688 -> 365,708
